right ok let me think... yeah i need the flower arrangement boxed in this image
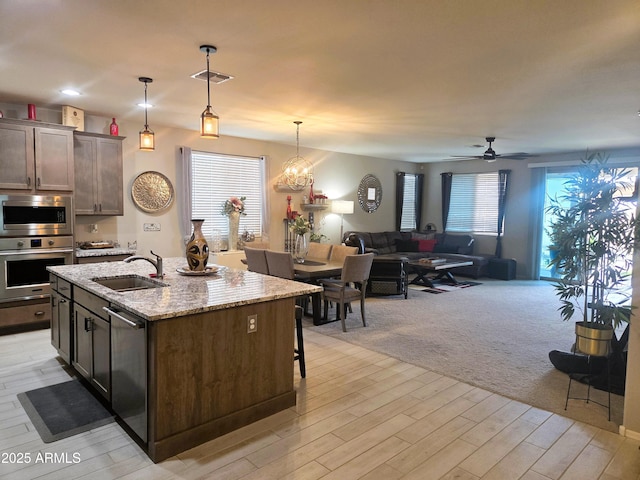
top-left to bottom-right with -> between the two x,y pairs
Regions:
289,215 -> 311,235
221,196 -> 246,216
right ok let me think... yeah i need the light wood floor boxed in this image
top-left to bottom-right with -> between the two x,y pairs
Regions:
1,328 -> 639,480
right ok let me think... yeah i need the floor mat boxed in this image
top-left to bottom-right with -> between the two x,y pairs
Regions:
17,380 -> 114,443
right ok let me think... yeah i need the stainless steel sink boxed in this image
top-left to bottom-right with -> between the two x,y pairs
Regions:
92,275 -> 167,292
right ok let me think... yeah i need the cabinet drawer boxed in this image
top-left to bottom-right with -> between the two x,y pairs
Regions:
74,288 -> 109,319
76,254 -> 130,264
49,274 -> 72,297
0,300 -> 51,329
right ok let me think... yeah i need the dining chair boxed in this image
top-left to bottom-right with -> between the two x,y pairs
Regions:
265,250 -> 296,279
319,253 -> 374,332
327,244 -> 359,314
307,242 -> 332,261
329,245 -> 359,265
244,247 -> 269,274
264,250 -> 306,378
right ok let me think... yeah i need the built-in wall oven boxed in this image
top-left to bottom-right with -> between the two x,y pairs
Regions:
0,236 -> 74,302
0,194 -> 74,303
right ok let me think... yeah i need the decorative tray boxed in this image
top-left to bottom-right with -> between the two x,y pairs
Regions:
176,266 -> 219,276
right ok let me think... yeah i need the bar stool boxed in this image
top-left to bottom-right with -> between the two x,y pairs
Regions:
264,250 -> 306,378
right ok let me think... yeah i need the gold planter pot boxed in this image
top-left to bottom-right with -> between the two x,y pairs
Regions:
575,321 -> 613,357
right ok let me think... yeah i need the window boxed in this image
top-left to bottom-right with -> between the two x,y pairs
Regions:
400,173 -> 417,230
446,172 -> 501,234
190,151 -> 265,240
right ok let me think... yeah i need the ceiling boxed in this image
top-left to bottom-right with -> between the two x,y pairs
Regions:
1,0 -> 639,163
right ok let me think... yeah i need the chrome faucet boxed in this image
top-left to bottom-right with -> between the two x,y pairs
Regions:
124,250 -> 163,278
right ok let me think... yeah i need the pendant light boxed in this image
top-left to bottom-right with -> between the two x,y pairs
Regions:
199,45 -> 219,138
282,121 -> 313,190
138,77 -> 155,151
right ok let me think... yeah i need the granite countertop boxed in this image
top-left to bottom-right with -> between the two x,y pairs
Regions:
75,247 -> 137,258
48,257 -> 321,321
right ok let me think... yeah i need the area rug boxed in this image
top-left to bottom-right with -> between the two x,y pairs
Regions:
17,380 -> 114,443
408,280 -> 481,294
307,279 -> 624,432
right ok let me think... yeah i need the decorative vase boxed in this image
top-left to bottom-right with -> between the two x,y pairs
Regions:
110,117 -> 119,136
228,211 -> 240,251
293,233 -> 308,263
186,219 -> 209,271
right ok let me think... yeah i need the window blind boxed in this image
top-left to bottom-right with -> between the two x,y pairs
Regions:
400,173 -> 417,230
446,172 -> 500,234
191,151 -> 264,240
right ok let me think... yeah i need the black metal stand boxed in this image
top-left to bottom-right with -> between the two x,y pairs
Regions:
565,351 -> 611,421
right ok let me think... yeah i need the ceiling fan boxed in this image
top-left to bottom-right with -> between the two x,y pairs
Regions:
452,137 -> 534,162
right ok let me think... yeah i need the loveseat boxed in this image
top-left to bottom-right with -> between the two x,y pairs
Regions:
344,230 -> 493,279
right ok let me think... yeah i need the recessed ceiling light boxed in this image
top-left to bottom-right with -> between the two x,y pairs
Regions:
137,103 -> 153,108
60,89 -> 81,96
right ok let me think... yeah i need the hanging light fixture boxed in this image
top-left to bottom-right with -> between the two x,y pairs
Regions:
282,121 -> 313,190
138,77 -> 155,151
199,45 -> 219,138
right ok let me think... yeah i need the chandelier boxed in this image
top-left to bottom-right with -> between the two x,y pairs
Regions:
281,121 -> 313,190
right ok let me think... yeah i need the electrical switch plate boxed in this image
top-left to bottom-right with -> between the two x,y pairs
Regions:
143,223 -> 161,232
247,314 -> 257,333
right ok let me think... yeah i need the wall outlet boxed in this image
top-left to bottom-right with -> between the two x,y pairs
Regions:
247,314 -> 257,333
89,224 -> 98,233
143,223 -> 161,232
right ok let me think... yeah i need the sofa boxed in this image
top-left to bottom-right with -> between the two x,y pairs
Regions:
344,230 -> 493,279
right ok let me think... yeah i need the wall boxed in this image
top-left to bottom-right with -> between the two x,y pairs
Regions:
67,113 -> 417,258
421,149 -> 640,280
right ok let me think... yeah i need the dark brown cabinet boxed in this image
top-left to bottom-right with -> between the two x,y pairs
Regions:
50,275 -> 72,364
74,132 -> 124,215
0,118 -> 74,191
73,288 -> 110,400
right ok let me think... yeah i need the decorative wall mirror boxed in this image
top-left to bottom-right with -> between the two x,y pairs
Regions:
357,174 -> 382,213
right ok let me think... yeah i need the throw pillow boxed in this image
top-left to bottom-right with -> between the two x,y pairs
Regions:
395,239 -> 419,252
417,239 -> 437,252
433,243 -> 458,254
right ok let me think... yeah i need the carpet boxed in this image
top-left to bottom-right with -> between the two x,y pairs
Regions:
308,278 -> 624,432
408,280 -> 481,294
17,380 -> 114,443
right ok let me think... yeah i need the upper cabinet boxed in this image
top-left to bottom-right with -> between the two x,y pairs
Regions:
74,132 -> 124,216
0,118 -> 75,192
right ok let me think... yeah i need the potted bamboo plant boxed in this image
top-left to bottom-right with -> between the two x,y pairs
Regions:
547,153 -> 638,356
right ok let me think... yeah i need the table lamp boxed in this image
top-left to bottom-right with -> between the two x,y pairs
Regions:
332,200 -> 354,242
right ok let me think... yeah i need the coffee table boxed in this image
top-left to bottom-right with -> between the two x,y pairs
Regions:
407,259 -> 473,288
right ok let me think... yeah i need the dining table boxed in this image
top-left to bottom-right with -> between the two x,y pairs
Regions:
293,258 -> 343,325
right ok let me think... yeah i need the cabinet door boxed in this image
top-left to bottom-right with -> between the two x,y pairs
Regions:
58,294 -> 72,364
35,127 -> 74,191
73,134 -> 98,214
73,304 -> 93,381
95,137 -> 123,215
50,292 -> 60,350
0,122 -> 34,190
91,315 -> 110,399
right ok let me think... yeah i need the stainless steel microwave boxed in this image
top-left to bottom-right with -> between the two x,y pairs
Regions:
0,194 -> 73,237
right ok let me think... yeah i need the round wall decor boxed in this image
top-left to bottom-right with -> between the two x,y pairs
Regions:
131,171 -> 175,213
357,174 -> 382,213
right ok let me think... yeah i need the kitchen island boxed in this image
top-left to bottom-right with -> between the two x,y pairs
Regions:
48,257 -> 321,462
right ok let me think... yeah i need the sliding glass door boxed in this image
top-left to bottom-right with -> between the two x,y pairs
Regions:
539,166 -> 638,280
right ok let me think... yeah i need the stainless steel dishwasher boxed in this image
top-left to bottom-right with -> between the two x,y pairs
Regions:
103,306 -> 147,443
